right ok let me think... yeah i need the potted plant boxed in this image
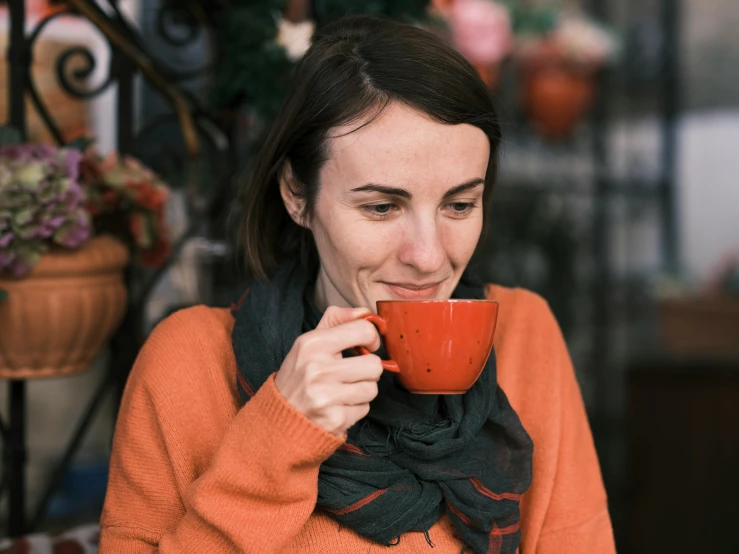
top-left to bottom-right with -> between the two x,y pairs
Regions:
513,9 -> 619,140
430,0 -> 513,90
0,135 -> 171,378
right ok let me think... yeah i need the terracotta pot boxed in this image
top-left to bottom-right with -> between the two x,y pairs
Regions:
0,236 -> 129,379
521,65 -> 596,140
431,0 -> 456,12
284,0 -> 310,22
473,62 -> 501,91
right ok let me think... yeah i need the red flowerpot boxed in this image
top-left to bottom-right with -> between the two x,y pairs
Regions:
473,62 -> 501,91
521,65 -> 597,141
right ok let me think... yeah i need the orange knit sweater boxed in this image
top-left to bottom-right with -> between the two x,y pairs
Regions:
99,286 -> 616,553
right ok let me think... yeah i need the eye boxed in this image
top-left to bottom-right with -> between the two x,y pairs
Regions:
445,202 -> 477,216
372,204 -> 393,214
361,203 -> 398,219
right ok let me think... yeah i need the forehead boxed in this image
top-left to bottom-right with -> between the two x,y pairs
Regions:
322,102 -> 489,189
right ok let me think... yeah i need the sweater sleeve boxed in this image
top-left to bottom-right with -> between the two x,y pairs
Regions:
535,301 -> 617,554
99,310 -> 344,553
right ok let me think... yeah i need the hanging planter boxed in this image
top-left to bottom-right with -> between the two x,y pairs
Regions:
520,63 -> 596,140
512,10 -> 619,140
0,235 -> 129,379
0,138 -> 171,379
430,0 -> 512,92
473,62 -> 502,91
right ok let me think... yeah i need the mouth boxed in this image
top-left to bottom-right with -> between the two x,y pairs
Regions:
382,281 -> 443,300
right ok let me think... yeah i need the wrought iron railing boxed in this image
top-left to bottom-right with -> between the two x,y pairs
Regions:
2,0 -> 231,536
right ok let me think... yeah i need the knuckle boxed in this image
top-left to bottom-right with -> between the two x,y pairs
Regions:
298,332 -> 319,351
358,354 -> 383,378
328,409 -> 347,432
304,360 -> 326,380
362,318 -> 378,334
357,320 -> 379,343
305,385 -> 329,410
361,380 -> 379,400
368,354 -> 384,374
293,333 -> 310,353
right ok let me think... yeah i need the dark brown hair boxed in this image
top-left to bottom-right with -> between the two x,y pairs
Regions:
237,15 -> 501,280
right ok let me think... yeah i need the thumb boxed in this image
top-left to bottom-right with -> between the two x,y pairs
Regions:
316,305 -> 372,330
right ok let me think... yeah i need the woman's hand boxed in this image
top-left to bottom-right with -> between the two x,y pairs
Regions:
274,306 -> 383,437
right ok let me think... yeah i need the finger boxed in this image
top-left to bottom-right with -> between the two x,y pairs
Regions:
316,305 -> 372,330
331,353 -> 384,384
336,381 -> 379,406
318,404 -> 371,436
342,404 -> 372,427
316,318 -> 382,356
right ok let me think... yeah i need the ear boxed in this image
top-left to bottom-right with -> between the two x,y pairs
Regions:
278,161 -> 306,226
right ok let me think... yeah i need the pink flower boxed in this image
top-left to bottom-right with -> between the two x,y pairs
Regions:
449,0 -> 513,65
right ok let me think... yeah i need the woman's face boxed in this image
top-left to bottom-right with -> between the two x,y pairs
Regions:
284,102 -> 490,312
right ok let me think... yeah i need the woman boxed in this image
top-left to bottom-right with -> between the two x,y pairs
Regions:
100,16 -> 615,554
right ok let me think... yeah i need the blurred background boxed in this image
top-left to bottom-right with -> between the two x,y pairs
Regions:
0,0 -> 737,552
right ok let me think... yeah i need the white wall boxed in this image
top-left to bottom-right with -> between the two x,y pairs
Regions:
608,110 -> 739,284
678,110 -> 739,281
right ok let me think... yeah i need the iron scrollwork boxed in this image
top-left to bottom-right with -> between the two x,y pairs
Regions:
151,3 -> 216,82
22,9 -> 116,144
156,4 -> 202,47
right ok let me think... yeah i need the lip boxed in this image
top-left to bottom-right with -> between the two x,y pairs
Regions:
383,281 -> 442,300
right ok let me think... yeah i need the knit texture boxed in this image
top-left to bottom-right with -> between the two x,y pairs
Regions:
99,285 -> 616,554
231,262 -> 533,554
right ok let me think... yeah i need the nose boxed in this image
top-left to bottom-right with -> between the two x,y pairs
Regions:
397,214 -> 446,274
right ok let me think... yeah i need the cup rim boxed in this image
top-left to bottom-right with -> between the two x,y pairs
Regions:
376,299 -> 499,305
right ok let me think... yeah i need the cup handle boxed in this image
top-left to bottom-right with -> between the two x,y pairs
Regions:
356,314 -> 400,373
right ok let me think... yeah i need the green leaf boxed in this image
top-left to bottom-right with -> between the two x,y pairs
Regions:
13,207 -> 34,227
67,136 -> 97,152
0,288 -> 7,302
0,126 -> 22,146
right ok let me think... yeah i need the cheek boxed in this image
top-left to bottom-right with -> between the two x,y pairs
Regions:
441,217 -> 483,265
311,210 -> 391,272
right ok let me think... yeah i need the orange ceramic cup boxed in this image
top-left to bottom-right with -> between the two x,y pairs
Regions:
356,299 -> 499,394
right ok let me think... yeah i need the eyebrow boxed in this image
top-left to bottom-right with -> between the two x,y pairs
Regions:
349,178 -> 484,200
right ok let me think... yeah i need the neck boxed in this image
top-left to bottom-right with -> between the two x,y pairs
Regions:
313,266 -> 352,312
313,271 -> 329,313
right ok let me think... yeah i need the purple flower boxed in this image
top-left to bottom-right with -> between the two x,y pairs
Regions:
54,210 -> 92,248
62,182 -> 85,210
0,143 -> 91,276
59,149 -> 83,182
0,249 -> 14,272
36,214 -> 66,238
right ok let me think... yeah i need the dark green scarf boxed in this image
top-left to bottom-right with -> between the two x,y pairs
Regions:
231,262 -> 533,554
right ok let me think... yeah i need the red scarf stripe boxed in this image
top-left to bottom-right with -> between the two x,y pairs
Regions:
470,477 -> 521,502
446,502 -> 474,526
487,532 -> 503,554
236,372 -> 255,398
490,522 -> 520,536
325,488 -> 389,516
231,288 -> 251,312
337,443 -> 368,456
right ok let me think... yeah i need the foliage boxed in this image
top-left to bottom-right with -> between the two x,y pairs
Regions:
81,149 -> 171,268
0,127 -> 172,279
0,143 -> 91,277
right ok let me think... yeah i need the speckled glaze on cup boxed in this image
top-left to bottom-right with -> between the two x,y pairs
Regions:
357,299 -> 499,394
